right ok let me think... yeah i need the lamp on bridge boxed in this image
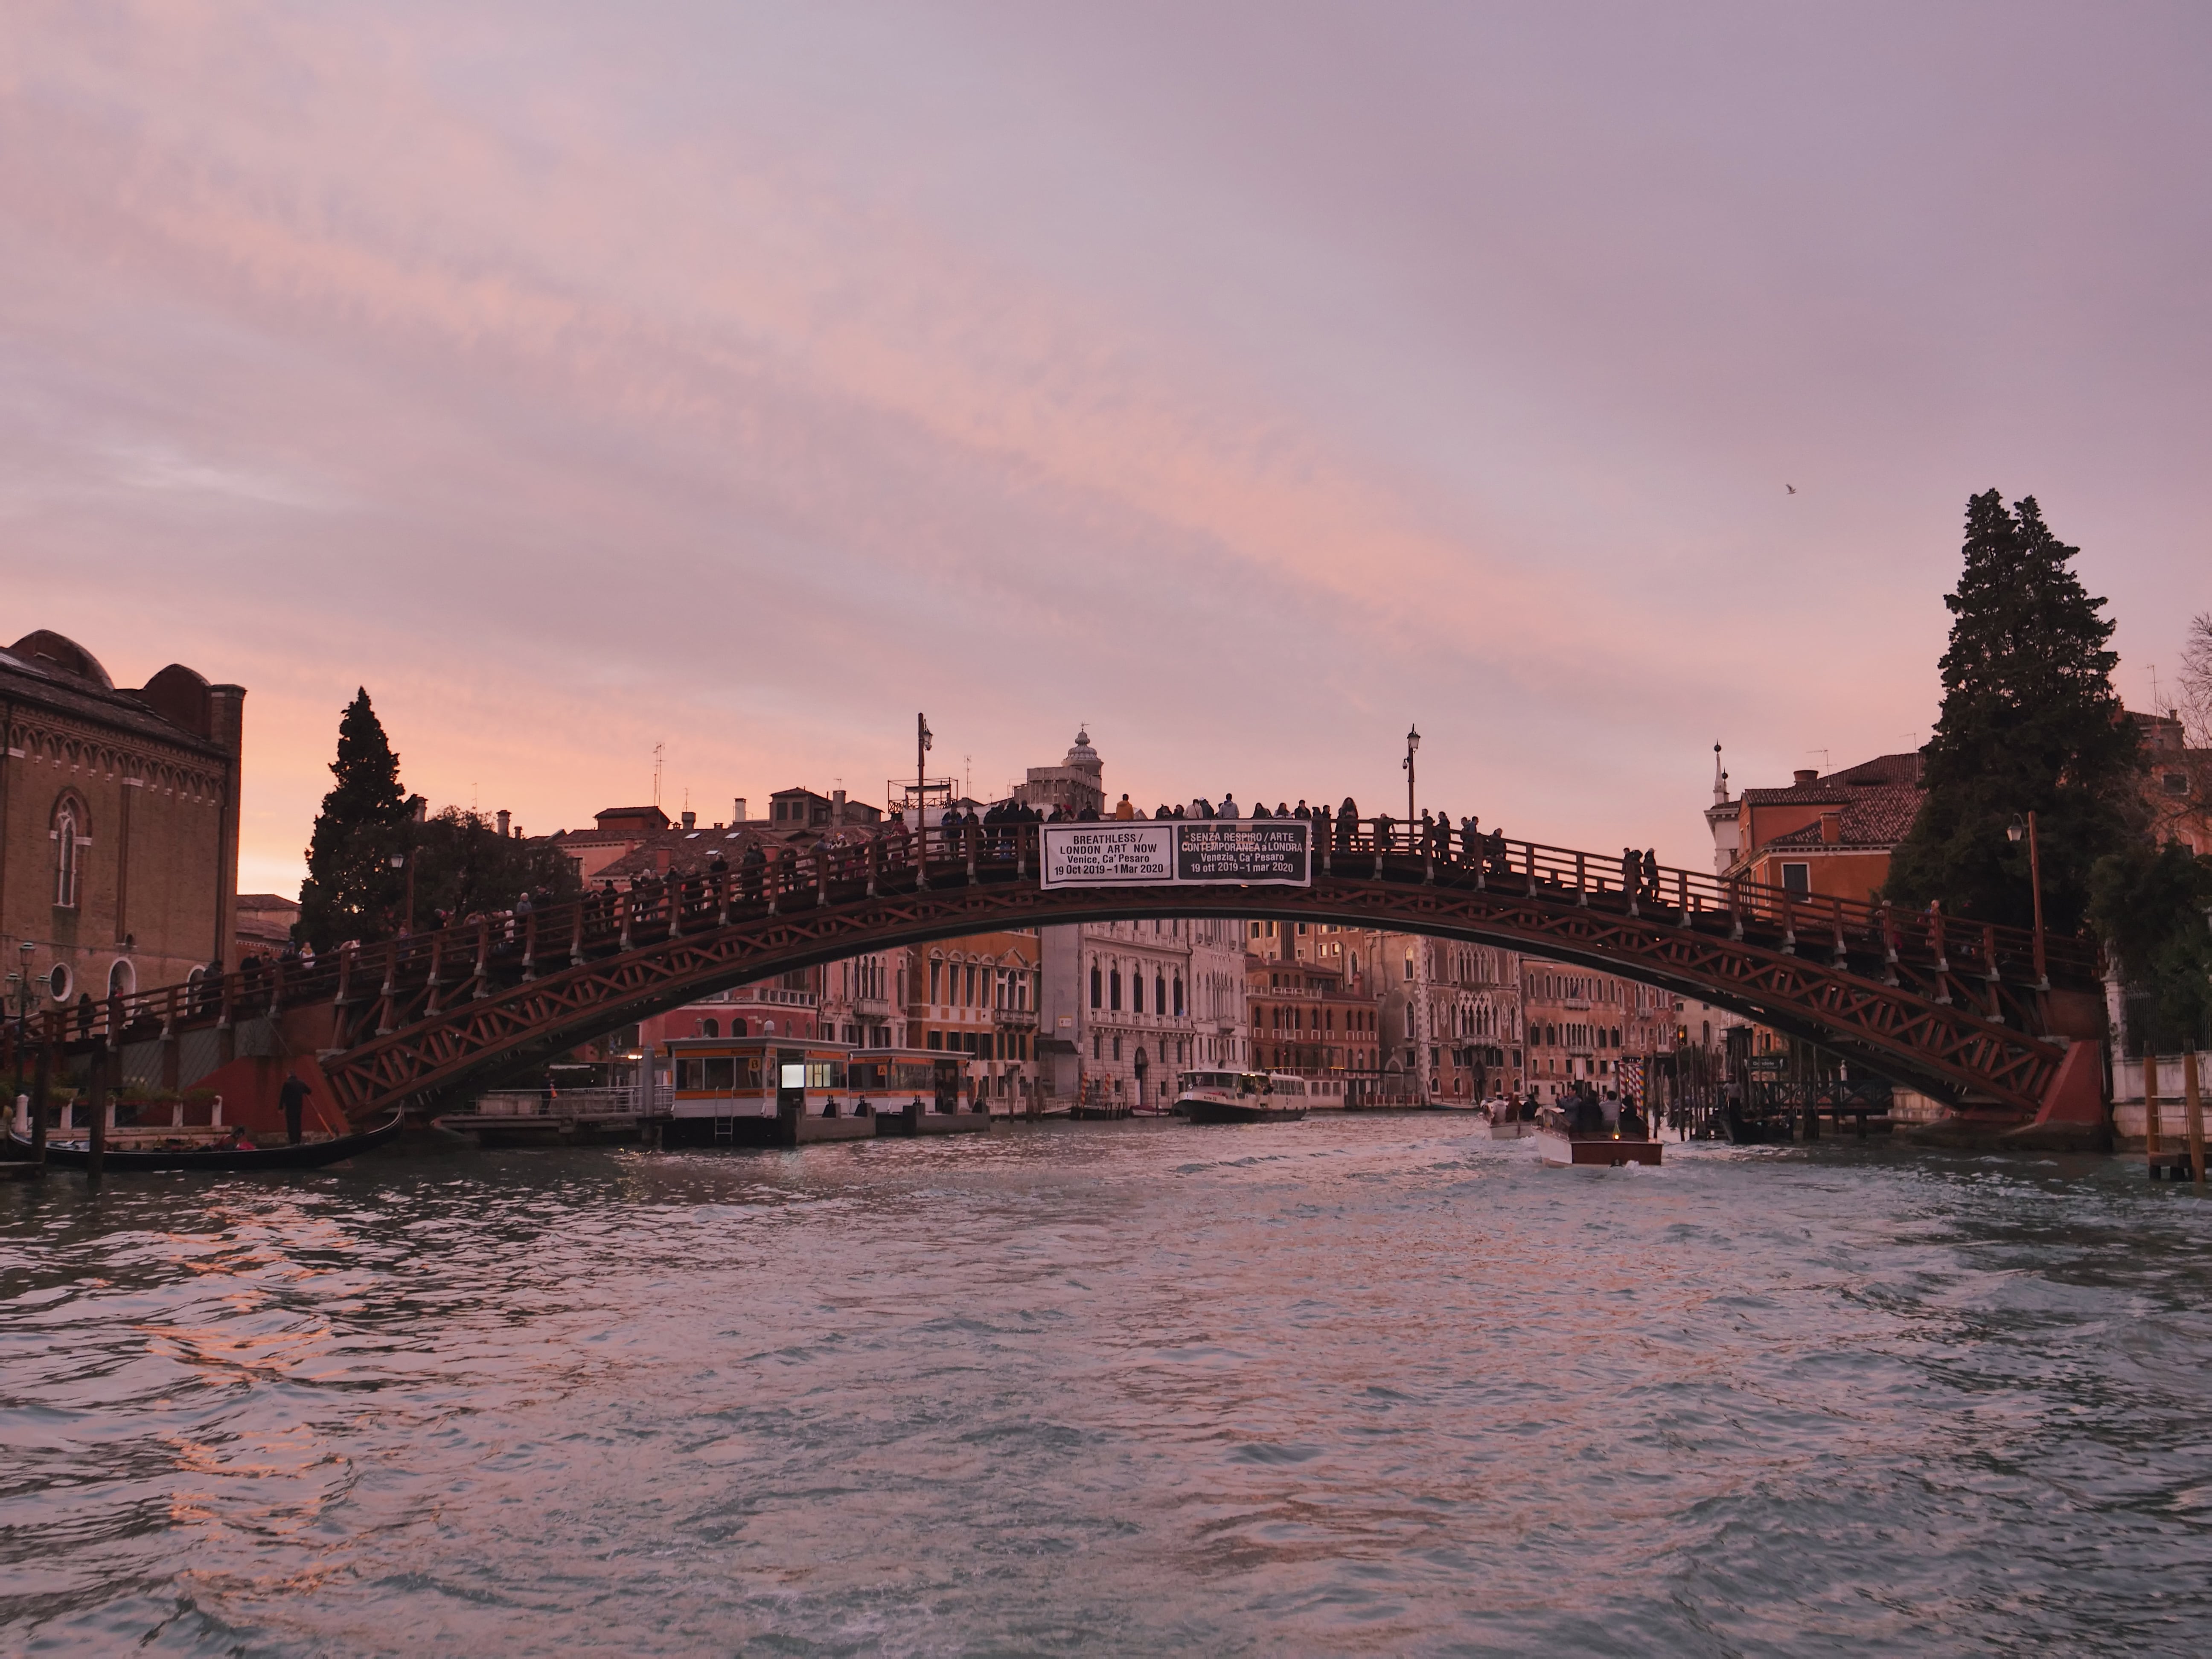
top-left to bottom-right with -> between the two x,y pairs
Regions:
389,850 -> 418,935
2006,813 -> 2048,990
1403,724 -> 1420,823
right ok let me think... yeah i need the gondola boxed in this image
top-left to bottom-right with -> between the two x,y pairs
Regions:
9,1110 -> 405,1173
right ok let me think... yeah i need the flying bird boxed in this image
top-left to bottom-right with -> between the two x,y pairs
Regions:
1786,484 -> 1797,494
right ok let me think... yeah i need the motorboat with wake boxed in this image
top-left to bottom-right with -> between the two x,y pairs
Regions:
1534,1099 -> 1662,1167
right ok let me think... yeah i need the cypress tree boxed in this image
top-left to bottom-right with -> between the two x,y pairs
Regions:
298,690 -> 417,948
1884,491 -> 2141,933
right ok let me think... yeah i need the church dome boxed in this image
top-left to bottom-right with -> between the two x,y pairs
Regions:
9,629 -> 114,689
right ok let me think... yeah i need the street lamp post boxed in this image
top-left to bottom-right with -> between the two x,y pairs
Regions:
1403,724 -> 1420,824
2006,812 -> 2048,988
390,850 -> 417,935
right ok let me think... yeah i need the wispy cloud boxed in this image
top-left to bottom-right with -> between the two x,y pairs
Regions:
3,1 -> 2206,890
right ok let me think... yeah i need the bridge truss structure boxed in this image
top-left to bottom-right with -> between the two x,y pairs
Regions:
15,820 -> 2101,1126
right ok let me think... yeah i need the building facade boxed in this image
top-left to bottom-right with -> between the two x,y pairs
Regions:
1519,960 -> 1677,1102
1708,751 -> 1926,904
1007,730 -> 1105,818
1042,916 -> 1241,1109
903,929 -> 1041,1101
1,629 -> 244,1015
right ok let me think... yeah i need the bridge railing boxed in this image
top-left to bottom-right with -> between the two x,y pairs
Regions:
6,814 -> 2093,1059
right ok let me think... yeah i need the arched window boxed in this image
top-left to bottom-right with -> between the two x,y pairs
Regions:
52,795 -> 87,909
1109,968 -> 1123,1012
1132,972 -> 1144,1015
1089,962 -> 1102,1009
700,1018 -> 719,1037
1155,973 -> 1166,1015
1173,977 -> 1185,1017
107,959 -> 135,999
731,1019 -> 748,1038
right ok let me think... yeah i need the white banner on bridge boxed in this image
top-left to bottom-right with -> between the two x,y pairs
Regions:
1041,821 -> 1311,888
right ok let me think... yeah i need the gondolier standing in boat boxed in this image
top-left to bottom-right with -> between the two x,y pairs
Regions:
280,1072 -> 311,1145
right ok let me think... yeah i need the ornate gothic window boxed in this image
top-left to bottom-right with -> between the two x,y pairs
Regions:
52,796 -> 87,909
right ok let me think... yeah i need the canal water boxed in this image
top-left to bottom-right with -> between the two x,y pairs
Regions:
4,1118 -> 2211,1656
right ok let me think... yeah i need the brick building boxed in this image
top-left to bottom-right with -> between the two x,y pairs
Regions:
1,629 -> 243,1013
1245,947 -> 1381,1085
1710,750 -> 1927,904
1519,961 -> 1676,1102
906,929 -> 1041,1101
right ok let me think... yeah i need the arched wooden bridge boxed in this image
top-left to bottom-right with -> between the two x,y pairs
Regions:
19,820 -> 2102,1126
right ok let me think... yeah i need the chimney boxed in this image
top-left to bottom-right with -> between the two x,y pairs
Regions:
1793,768 -> 1819,786
681,809 -> 696,830
733,797 -> 747,822
1820,811 -> 1842,844
497,809 -> 511,837
832,787 -> 847,824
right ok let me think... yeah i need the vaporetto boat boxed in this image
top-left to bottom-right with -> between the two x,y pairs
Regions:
1176,1070 -> 1311,1124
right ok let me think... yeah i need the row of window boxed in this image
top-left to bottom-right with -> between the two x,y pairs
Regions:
1089,1033 -> 1191,1065
927,959 -> 1037,1011
1256,1003 -> 1375,1034
927,1028 -> 1032,1061
1089,962 -> 1185,1017
1531,1022 -> 1626,1050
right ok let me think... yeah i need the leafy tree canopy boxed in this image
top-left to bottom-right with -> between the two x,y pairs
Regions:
404,806 -> 580,929
1885,491 -> 2141,933
2089,838 -> 2212,1054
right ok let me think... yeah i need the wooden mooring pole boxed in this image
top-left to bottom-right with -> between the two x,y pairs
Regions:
84,1049 -> 107,1182
2185,1050 -> 2206,1187
28,1039 -> 48,1170
2145,1054 -> 2162,1171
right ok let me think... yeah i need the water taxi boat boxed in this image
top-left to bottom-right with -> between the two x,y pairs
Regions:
1535,1125 -> 1662,1167
1177,1070 -> 1310,1124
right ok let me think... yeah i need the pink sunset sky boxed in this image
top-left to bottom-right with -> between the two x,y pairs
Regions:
5,2 -> 2206,894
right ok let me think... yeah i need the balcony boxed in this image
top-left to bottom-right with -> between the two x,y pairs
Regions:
730,986 -> 816,1008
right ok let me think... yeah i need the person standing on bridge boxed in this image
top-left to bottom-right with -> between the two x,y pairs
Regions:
1337,798 -> 1358,849
1642,849 -> 1659,900
279,1071 -> 312,1146
1219,794 -> 1239,818
1252,800 -> 1270,818
1115,794 -> 1135,820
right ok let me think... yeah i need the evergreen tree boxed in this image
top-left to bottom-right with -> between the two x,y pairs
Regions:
298,690 -> 418,948
1885,491 -> 2141,933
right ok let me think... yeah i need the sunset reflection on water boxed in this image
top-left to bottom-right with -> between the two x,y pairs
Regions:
4,1120 -> 2209,1653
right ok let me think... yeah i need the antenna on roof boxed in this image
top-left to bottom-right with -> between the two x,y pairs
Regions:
652,742 -> 665,807
1808,748 -> 1830,773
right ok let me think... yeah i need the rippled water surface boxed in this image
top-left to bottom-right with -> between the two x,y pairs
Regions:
6,1118 -> 2212,1655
